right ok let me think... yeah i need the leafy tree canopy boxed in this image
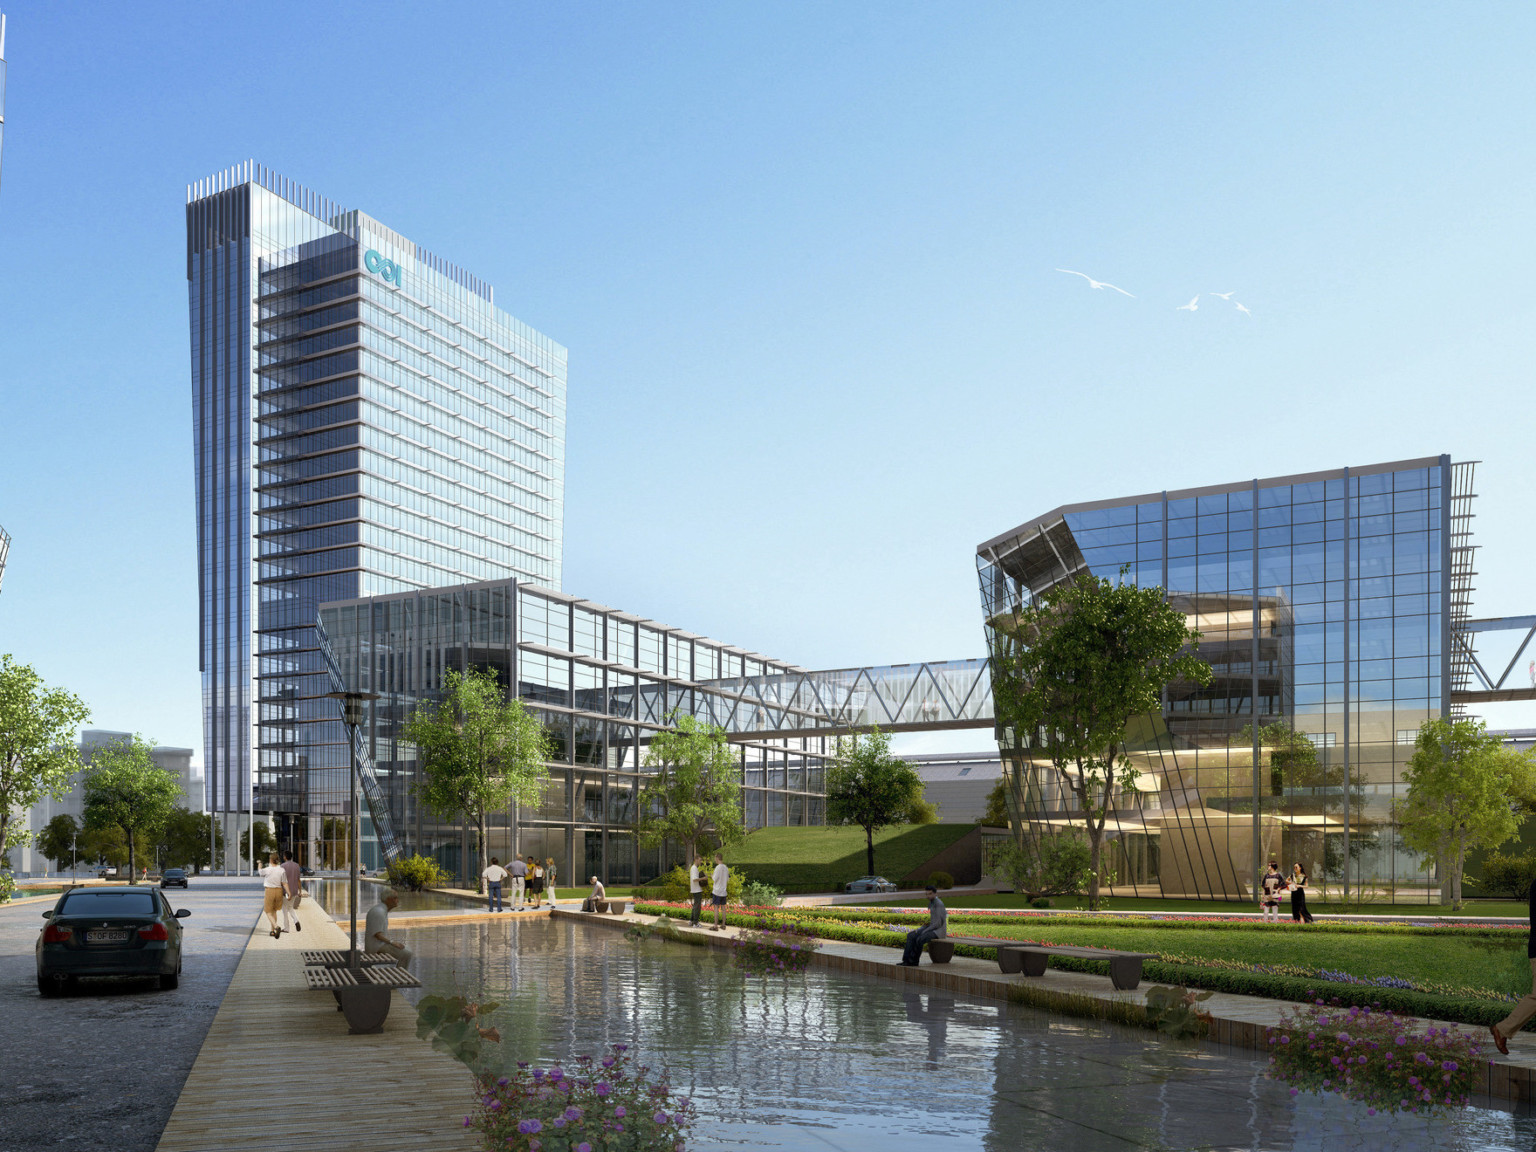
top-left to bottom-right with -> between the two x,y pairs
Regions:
636,714 -> 744,862
825,727 -> 925,878
82,734 -> 182,881
0,655 -> 90,897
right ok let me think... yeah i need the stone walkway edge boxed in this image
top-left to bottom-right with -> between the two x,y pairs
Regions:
553,907 -> 1536,1111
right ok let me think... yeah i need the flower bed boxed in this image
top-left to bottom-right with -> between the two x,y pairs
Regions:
469,1045 -> 696,1151
1266,1001 -> 1485,1115
729,914 -> 820,975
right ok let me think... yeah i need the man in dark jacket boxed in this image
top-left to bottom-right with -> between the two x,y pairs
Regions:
899,886 -> 948,966
1491,876 -> 1536,1055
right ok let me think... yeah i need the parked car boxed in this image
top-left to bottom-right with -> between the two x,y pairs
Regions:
36,886 -> 190,996
844,876 -> 898,894
161,868 -> 189,888
96,867 -> 118,880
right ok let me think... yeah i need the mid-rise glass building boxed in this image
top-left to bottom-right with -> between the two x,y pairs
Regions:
977,455 -> 1475,901
316,578 -> 832,884
187,162 -> 566,852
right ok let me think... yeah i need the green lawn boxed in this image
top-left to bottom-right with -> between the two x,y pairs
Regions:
722,824 -> 975,891
852,892 -> 1533,918
896,919 -> 1531,998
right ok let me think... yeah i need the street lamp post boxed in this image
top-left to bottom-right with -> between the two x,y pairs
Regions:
327,690 -> 379,973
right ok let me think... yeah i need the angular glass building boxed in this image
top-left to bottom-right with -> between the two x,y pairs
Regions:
977,455 -> 1475,901
187,163 -> 566,856
316,578 -> 833,884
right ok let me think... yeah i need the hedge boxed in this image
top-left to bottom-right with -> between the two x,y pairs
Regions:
630,901 -> 1529,1031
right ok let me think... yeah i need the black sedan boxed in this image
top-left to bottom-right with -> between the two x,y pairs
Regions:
844,875 -> 899,894
36,886 -> 190,996
161,868 -> 189,888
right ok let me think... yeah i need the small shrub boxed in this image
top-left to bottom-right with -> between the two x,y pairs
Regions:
468,1045 -> 697,1151
1266,1000 -> 1484,1115
1029,897 -> 1053,909
387,853 -> 447,892
730,914 -> 820,975
1144,985 -> 1214,1037
927,870 -> 954,890
1470,851 -> 1536,900
740,879 -> 784,907
632,864 -> 744,904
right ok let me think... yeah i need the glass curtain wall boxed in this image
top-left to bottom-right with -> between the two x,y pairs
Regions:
978,456 -> 1458,903
318,579 -> 830,883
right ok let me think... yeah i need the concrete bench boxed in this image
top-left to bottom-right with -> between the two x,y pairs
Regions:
301,949 -> 397,968
925,937 -> 1155,989
303,953 -> 420,1034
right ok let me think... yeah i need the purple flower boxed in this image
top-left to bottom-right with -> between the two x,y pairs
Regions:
518,1119 -> 543,1135
552,1117 -> 566,1129
549,1067 -> 564,1081
613,1044 -> 628,1052
463,1117 -> 472,1128
614,1106 -> 626,1119
533,1069 -> 546,1080
655,1111 -> 670,1124
595,1083 -> 612,1098
577,1145 -> 592,1152
602,1058 -> 616,1068
564,1107 -> 582,1121
497,1078 -> 510,1087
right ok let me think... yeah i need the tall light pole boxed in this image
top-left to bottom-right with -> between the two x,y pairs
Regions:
327,690 -> 378,971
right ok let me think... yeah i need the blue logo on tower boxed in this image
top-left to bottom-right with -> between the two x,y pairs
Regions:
364,249 -> 402,286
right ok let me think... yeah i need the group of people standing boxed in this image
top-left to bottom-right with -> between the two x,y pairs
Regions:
1259,860 -> 1315,923
687,851 -> 731,930
480,855 -> 557,912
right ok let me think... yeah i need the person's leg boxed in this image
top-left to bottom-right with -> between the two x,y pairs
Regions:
1494,959 -> 1536,1052
281,894 -> 294,933
511,876 -> 524,909
691,892 -> 702,926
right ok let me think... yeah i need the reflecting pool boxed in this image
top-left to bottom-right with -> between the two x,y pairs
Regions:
388,916 -> 1536,1151
305,877 -> 478,915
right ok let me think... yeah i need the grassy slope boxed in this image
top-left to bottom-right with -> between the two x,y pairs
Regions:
722,825 -> 974,891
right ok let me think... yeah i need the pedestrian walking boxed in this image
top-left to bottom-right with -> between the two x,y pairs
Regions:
1289,864 -> 1314,923
508,855 -> 528,910
1259,861 -> 1286,924
365,890 -> 413,968
529,858 -> 545,909
899,886 -> 948,966
710,852 -> 729,930
280,850 -> 304,934
545,857 -> 558,905
259,853 -> 286,938
482,857 -> 508,912
688,853 -> 704,927
1492,874 -> 1536,1054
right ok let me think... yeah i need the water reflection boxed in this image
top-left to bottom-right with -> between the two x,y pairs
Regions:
391,917 -> 1536,1151
304,877 -> 478,915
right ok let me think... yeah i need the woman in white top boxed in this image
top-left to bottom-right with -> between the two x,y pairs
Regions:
259,854 -> 287,938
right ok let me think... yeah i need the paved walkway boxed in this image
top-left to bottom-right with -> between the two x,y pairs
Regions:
154,896 -> 476,1152
558,906 -> 1536,1108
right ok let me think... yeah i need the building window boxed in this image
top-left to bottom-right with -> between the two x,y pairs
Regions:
1304,732 -> 1337,748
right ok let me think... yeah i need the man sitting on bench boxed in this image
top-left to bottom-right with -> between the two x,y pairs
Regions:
899,885 -> 947,967
581,875 -> 606,912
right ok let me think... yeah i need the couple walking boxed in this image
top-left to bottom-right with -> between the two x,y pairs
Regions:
481,855 -> 551,912
1258,861 -> 1315,924
688,852 -> 730,930
258,852 -> 305,939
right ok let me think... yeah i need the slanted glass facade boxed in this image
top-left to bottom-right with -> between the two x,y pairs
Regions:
188,163 -> 566,840
316,579 -> 831,884
978,456 -> 1474,902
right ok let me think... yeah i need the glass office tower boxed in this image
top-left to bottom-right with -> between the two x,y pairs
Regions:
187,162 -> 566,845
977,456 -> 1474,902
318,579 -> 832,883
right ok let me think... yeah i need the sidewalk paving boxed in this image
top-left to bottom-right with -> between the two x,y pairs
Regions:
557,906 -> 1536,1108
154,899 -> 477,1152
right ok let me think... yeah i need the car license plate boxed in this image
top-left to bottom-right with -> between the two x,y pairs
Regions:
86,930 -> 130,944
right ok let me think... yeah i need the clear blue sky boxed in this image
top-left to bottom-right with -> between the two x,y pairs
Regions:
2,3 -> 1535,760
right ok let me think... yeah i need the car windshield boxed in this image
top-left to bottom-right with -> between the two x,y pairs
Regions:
58,891 -> 157,917
165,869 -> 184,875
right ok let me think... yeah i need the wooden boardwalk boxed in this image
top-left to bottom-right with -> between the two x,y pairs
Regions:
155,901 -> 477,1152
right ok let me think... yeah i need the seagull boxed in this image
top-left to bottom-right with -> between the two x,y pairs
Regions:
1235,302 -> 1252,317
1056,269 -> 1135,298
1209,291 -> 1235,300
1176,296 -> 1199,312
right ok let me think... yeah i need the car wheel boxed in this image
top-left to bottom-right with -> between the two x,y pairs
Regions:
159,972 -> 179,990
37,974 -> 68,998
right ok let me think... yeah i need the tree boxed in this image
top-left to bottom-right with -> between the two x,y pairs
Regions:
825,727 -> 924,878
991,830 -> 1092,899
636,714 -> 745,863
81,735 -> 182,882
988,572 -> 1212,910
904,794 -> 940,825
240,819 -> 278,868
37,813 -> 81,873
78,824 -> 129,870
983,778 -> 1010,828
400,668 -> 551,892
0,655 -> 90,899
1397,716 -> 1536,910
157,808 -> 224,873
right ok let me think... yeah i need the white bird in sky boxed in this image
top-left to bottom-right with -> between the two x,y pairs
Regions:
1235,302 -> 1253,317
1056,269 -> 1135,297
1209,291 -> 1235,300
1176,296 -> 1199,312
